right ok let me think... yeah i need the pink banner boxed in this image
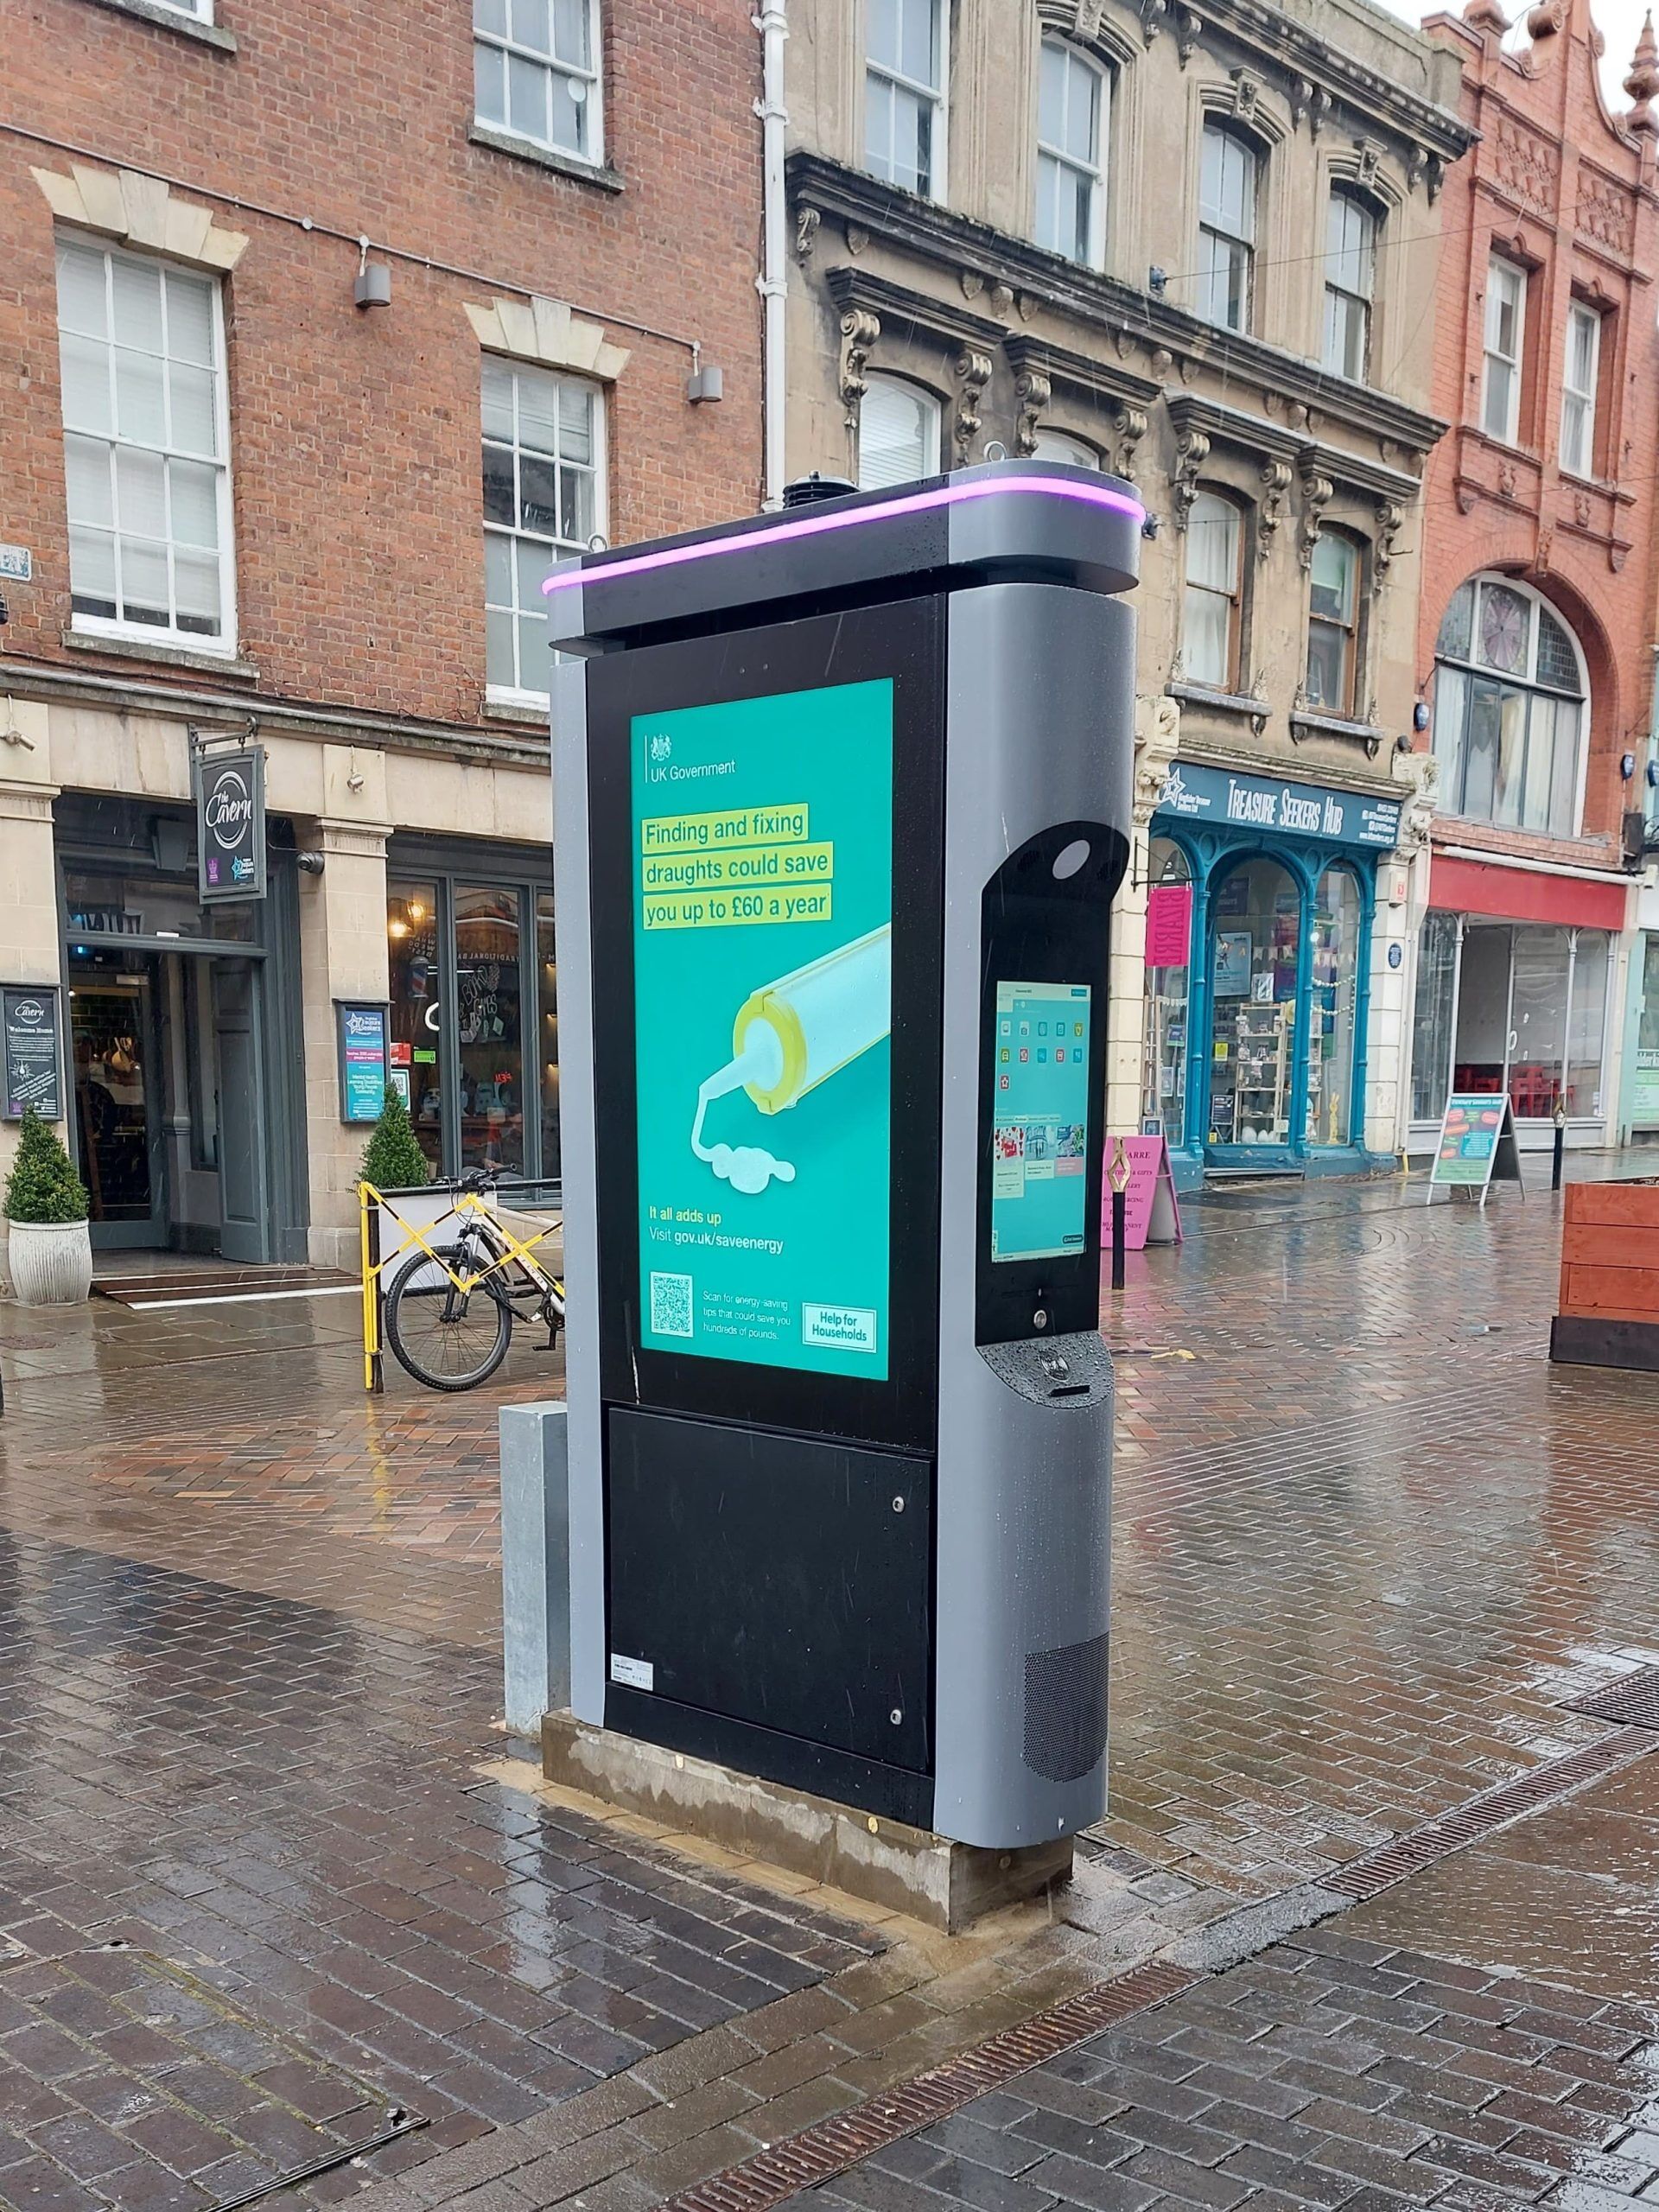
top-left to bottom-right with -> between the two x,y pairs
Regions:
1144,883 -> 1192,969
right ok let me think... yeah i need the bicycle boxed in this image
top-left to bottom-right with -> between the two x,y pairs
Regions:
382,1171 -> 565,1392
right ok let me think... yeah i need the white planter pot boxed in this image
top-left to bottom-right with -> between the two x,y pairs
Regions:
6,1217 -> 93,1306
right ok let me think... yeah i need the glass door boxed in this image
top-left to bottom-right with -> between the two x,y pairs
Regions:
1205,857 -> 1300,1148
1452,925 -> 1513,1095
68,952 -> 164,1247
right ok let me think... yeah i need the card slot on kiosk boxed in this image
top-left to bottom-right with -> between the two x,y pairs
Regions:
551,461 -> 1139,1852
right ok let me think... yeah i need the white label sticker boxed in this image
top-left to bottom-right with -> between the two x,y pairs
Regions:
802,1303 -> 879,1352
609,1653 -> 654,1691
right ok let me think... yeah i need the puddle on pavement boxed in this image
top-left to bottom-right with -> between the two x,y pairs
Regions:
1344,1758 -> 1659,2002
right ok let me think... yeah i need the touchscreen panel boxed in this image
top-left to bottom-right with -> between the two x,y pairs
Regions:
989,981 -> 1092,1265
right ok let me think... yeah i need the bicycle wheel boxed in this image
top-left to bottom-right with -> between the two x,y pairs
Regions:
384,1243 -> 512,1391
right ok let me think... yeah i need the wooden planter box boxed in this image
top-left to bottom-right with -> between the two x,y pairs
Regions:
1550,1179 -> 1659,1370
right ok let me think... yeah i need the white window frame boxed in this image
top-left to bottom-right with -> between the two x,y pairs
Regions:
1321,189 -> 1376,381
1030,430 -> 1101,468
56,233 -> 237,658
151,0 -> 214,17
1183,491 -> 1243,692
856,374 -> 942,491
1034,36 -> 1107,270
482,359 -> 607,709
864,0 -> 947,202
1197,123 -> 1258,334
474,0 -> 604,168
1431,573 -> 1590,840
1481,256 -> 1527,445
1560,301 -> 1601,480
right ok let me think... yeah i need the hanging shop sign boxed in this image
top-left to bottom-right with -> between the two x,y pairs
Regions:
1427,1093 -> 1524,1206
1144,882 -> 1192,968
1098,1135 -> 1184,1251
1155,760 -> 1402,850
337,1001 -> 391,1124
194,746 -> 268,903
2,985 -> 62,1121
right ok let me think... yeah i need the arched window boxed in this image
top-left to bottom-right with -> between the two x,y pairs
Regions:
1198,124 -> 1259,332
857,375 -> 941,490
1323,189 -> 1377,380
1432,575 -> 1587,838
1031,429 -> 1101,468
1035,37 -> 1108,268
1306,531 -> 1361,715
1183,493 -> 1243,691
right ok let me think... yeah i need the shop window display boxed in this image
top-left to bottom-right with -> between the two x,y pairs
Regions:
455,886 -> 524,1173
1409,909 -> 1459,1122
387,880 -> 443,1174
1141,839 -> 1191,1147
1307,868 -> 1359,1144
1205,857 -> 1300,1145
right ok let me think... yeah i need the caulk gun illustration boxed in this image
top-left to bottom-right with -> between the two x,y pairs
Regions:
690,924 -> 892,1194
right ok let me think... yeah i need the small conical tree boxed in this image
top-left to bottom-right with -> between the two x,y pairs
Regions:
4,1105 -> 90,1224
359,1084 -> 430,1190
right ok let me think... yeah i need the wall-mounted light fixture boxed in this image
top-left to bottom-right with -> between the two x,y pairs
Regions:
685,362 -> 724,403
354,237 -> 391,310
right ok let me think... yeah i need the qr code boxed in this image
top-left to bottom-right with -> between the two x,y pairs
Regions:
649,1271 -> 694,1338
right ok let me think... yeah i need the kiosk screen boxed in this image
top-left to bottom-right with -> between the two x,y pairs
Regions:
990,981 -> 1092,1264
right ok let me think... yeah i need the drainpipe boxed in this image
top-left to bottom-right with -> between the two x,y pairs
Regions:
754,1 -> 789,511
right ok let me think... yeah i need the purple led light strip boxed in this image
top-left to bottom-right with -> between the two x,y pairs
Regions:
541,474 -> 1145,597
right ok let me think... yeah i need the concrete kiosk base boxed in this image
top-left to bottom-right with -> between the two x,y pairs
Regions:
540,1711 -> 1072,1934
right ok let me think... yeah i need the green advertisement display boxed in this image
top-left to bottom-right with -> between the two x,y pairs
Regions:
632,679 -> 893,1378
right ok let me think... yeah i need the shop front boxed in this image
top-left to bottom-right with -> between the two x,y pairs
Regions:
1143,761 -> 1401,1182
385,836 -> 558,1185
1408,853 -> 1628,1152
56,794 -> 308,1262
1623,881 -> 1659,1143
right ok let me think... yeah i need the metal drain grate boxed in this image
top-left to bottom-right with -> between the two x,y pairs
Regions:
1563,1666 -> 1659,1730
1324,1724 -> 1654,1904
663,1958 -> 1196,2212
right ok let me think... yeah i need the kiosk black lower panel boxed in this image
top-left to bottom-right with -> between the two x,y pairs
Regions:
605,1408 -> 934,1822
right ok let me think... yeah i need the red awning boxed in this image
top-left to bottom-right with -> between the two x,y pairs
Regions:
1429,853 -> 1630,931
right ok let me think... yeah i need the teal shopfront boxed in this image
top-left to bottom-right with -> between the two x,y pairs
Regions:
1143,761 -> 1402,1183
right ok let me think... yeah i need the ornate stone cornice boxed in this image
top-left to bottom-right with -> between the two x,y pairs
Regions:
791,155 -> 1450,461
823,264 -> 1009,357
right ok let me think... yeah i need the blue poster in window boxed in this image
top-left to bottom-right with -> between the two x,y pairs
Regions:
339,1003 -> 390,1123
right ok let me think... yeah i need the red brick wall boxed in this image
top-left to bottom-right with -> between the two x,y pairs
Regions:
0,0 -> 760,728
1416,3 -> 1659,864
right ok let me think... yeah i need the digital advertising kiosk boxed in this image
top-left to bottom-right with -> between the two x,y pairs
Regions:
548,460 -> 1140,1851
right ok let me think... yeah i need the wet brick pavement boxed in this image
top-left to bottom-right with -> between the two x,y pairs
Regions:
5,1162 -> 1659,2211
779,1925 -> 1659,2212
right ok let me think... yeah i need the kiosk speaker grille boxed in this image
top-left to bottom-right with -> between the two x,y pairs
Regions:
1023,1631 -> 1109,1781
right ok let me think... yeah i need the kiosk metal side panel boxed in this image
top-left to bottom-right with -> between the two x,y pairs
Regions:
552,657 -> 607,1726
933,583 -> 1133,1847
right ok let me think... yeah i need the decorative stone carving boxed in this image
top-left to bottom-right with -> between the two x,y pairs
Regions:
1230,68 -> 1263,121
1373,499 -> 1404,586
1132,693 -> 1182,827
1115,404 -> 1150,483
1426,155 -> 1445,202
845,220 -> 869,256
793,205 -> 821,264
960,270 -> 985,301
1535,524 -> 1554,572
1289,77 -> 1313,130
1172,427 -> 1211,530
1611,542 -> 1628,572
1152,346 -> 1175,380
1308,85 -> 1331,137
30,162 -> 248,269
1258,458 -> 1294,556
1298,470 -> 1333,569
1497,457 -> 1517,499
1017,291 -> 1039,321
1578,165 -> 1637,256
1395,751 -> 1440,855
1013,367 -> 1052,458
1573,488 -> 1592,526
838,307 -> 880,428
1074,0 -> 1105,33
1353,137 -> 1383,188
988,282 -> 1014,318
1625,11 -> 1659,136
1140,0 -> 1168,44
1407,146 -> 1427,194
1175,6 -> 1202,64
953,347 -> 994,465
1493,113 -> 1559,212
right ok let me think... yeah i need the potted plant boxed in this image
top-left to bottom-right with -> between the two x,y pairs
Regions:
4,1105 -> 92,1306
360,1084 -> 431,1192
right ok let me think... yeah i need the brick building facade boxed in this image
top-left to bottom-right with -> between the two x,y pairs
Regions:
0,0 -> 760,1268
1408,0 -> 1659,1154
